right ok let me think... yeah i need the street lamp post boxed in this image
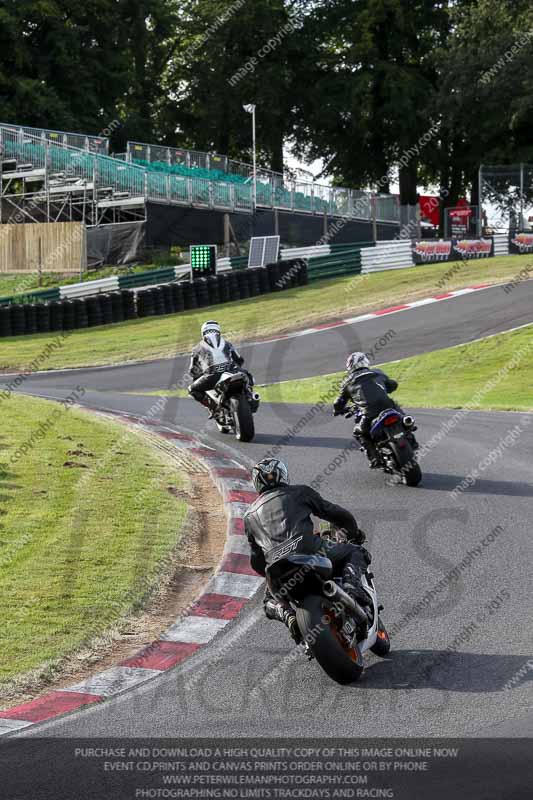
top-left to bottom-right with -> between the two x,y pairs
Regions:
243,104 -> 257,209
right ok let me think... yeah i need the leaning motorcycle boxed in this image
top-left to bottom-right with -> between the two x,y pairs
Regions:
265,530 -> 390,685
349,406 -> 422,487
205,369 -> 260,442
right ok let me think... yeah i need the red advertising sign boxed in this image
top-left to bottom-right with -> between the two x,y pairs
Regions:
419,195 -> 440,226
412,237 -> 493,264
453,238 -> 492,258
510,233 -> 533,253
450,207 -> 473,220
412,240 -> 452,263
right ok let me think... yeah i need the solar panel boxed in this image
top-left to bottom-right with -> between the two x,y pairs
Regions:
248,237 -> 265,267
247,235 -> 280,267
263,235 -> 280,265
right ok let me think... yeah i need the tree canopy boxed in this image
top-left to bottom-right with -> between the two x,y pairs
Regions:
1,0 -> 532,201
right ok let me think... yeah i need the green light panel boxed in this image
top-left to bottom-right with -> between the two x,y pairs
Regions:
190,244 -> 217,277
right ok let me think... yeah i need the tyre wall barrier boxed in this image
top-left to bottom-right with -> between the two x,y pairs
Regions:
0,263 -> 300,337
0,232 -> 518,312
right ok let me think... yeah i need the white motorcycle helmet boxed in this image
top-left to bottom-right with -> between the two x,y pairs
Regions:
201,320 -> 222,348
346,351 -> 370,371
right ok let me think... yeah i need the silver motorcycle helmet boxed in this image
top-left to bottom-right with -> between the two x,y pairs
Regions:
251,458 -> 289,493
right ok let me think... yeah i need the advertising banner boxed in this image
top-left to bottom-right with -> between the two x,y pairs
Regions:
452,237 -> 493,259
412,240 -> 452,263
509,231 -> 533,254
449,206 -> 473,237
412,237 -> 493,264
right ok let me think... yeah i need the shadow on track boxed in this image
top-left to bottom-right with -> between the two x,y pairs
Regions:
355,649 -> 533,692
420,472 -> 533,498
252,433 -> 350,449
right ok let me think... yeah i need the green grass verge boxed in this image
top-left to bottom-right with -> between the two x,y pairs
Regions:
257,324 -> 533,412
0,253 -> 531,372
0,394 -> 187,690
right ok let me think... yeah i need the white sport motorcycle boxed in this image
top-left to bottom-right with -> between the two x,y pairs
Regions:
206,369 -> 260,442
266,528 -> 390,684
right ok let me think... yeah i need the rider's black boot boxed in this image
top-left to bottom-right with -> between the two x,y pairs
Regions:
265,597 -> 302,644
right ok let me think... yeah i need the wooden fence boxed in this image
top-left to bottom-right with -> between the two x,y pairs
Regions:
0,222 -> 87,273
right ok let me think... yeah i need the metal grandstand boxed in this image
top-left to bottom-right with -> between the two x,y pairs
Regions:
0,122 -> 400,229
0,122 -> 110,154
127,140 -> 401,223
0,125 -> 255,227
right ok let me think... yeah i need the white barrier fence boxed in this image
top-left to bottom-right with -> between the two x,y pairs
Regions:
60,276 -> 120,299
279,245 -> 333,260
361,240 -> 414,274
493,233 -> 509,256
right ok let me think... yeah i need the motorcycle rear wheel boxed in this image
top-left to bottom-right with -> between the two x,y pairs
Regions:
230,394 -> 255,442
296,595 -> 364,685
391,441 -> 422,486
403,461 -> 422,487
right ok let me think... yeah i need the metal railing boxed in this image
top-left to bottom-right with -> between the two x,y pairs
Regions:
127,140 -> 251,178
126,139 -> 400,222
0,126 -> 253,215
0,122 -> 109,155
480,163 -> 533,232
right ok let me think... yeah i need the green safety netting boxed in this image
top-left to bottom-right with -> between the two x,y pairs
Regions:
3,134 -> 335,214
132,157 -> 336,213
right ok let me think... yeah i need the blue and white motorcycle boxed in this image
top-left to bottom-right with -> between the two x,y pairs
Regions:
349,406 -> 422,486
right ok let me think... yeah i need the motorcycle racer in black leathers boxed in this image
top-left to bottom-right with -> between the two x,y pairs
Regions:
244,458 -> 371,642
333,351 -> 404,467
188,320 -> 253,414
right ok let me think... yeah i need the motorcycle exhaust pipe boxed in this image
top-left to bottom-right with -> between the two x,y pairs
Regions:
252,392 -> 261,402
322,580 -> 368,626
403,415 -> 415,428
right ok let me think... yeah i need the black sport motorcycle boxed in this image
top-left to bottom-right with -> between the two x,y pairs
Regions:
349,406 -> 422,486
265,530 -> 390,685
206,369 -> 260,442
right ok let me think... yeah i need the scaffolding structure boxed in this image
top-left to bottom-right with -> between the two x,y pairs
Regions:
0,125 -> 255,230
479,163 -> 533,232
1,123 -> 402,234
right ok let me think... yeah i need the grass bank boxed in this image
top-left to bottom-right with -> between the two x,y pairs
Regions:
0,394 -> 187,694
257,324 -> 533,412
0,259 -> 186,300
0,254 -> 530,371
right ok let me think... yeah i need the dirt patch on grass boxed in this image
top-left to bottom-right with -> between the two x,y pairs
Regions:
0,445 -> 228,710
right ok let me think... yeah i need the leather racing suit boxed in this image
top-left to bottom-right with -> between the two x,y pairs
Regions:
244,484 -> 371,629
188,338 -> 251,408
333,367 -> 402,464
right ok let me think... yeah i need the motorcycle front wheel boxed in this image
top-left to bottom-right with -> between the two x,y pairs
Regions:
296,595 -> 364,685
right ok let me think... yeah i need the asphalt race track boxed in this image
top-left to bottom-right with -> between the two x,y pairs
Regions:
2,281 -> 533,739
8,279 -> 533,391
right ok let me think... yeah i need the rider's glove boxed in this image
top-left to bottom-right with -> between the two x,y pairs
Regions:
349,527 -> 367,545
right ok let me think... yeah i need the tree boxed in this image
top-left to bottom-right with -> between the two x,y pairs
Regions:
0,1 -> 130,133
291,0 -> 447,205
0,0 -> 177,147
114,0 -> 179,147
435,0 -> 533,214
158,0 -> 306,171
